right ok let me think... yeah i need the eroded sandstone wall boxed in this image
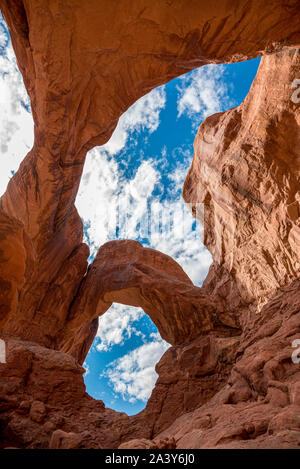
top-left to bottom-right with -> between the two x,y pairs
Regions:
0,0 -> 299,449
184,48 -> 300,325
0,0 -> 299,352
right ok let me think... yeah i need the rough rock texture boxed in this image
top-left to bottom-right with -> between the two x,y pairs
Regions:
183,48 -> 300,323
62,240 -> 240,363
0,0 -> 299,352
0,279 -> 299,448
0,0 -> 300,450
0,337 -> 128,448
119,437 -> 176,450
155,278 -> 300,449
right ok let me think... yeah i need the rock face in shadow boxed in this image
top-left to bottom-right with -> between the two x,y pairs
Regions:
0,0 -> 299,449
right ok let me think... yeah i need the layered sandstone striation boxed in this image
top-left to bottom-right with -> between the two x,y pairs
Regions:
155,278 -> 300,449
0,0 -> 299,449
183,48 -> 300,323
0,0 -> 299,350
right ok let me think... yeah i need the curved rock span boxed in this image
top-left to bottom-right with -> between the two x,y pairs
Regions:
61,240 -> 240,363
0,0 -> 299,449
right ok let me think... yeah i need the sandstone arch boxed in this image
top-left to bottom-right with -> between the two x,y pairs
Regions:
0,1 -> 300,449
60,240 -> 240,363
0,0 -> 299,354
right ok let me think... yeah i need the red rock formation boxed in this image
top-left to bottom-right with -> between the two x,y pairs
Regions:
61,240 -> 240,363
155,278 -> 300,449
119,437 -> 176,450
0,337 -> 129,448
1,279 -> 299,448
183,48 -> 300,322
0,0 -> 299,450
0,0 -> 299,350
0,210 -> 35,329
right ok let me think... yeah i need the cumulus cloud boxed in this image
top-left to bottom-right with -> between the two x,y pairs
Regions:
177,64 -> 234,126
76,152 -> 162,254
150,197 -> 212,285
83,362 -> 90,375
0,20 -> 8,52
100,87 -> 166,155
77,143 -> 211,287
76,86 -> 166,254
103,333 -> 169,403
96,304 -> 144,352
0,15 -> 34,196
77,151 -> 212,285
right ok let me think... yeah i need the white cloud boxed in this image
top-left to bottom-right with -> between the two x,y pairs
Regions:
77,150 -> 212,286
168,166 -> 186,193
101,87 -> 166,156
103,333 -> 169,403
0,16 -> 34,197
76,151 -> 162,253
76,86 -> 166,254
83,362 -> 90,375
166,146 -> 193,196
148,194 -> 212,286
177,64 -> 234,126
161,145 -> 167,158
0,20 -> 8,52
76,149 -> 120,249
96,304 -> 144,352
126,159 -> 159,201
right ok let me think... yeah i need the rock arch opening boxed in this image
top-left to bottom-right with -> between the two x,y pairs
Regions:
84,303 -> 169,414
0,9 -> 259,416
74,59 -> 260,413
0,0 -> 299,448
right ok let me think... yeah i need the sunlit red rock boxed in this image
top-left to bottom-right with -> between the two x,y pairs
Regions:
184,49 -> 300,320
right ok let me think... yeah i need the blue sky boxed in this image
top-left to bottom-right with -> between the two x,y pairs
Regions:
0,13 -> 260,416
